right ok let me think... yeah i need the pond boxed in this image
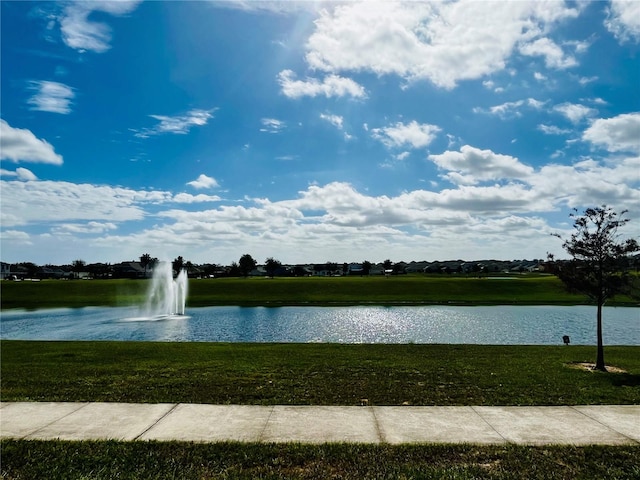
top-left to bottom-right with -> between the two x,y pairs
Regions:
1,305 -> 638,345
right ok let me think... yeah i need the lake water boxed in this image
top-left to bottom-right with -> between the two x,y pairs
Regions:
1,305 -> 638,345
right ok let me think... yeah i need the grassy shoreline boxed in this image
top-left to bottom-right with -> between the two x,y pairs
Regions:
3,341 -> 639,406
2,274 -> 638,310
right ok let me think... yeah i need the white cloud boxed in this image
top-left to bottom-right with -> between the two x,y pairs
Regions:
319,113 -> 344,129
304,1 -> 579,89
553,102 -> 597,124
59,0 -> 141,53
7,152 -> 638,263
277,69 -> 366,99
530,156 -> 640,210
605,0 -> 640,43
52,222 -> 118,235
578,76 -> 598,85
27,80 -> 75,114
428,145 -> 534,185
260,118 -> 286,133
0,120 -> 63,165
519,37 -> 577,69
537,124 -> 571,135
16,167 -> 38,181
476,98 -> 546,118
0,167 -> 38,181
371,121 -> 440,149
0,179 -> 178,227
187,174 -> 220,190
0,176 -> 229,229
582,112 -> 640,153
173,193 -> 222,203
134,109 -> 214,138
0,230 -> 32,245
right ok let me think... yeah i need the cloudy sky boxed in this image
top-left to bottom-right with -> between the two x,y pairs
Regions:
1,0 -> 639,266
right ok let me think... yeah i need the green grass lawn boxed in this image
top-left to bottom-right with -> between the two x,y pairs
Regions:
3,341 -> 639,405
3,341 -> 639,478
5,274 -> 638,310
2,440 -> 638,480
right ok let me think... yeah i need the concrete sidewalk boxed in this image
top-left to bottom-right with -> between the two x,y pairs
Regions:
1,402 -> 638,445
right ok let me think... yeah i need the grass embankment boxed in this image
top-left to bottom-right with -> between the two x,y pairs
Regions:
4,274 -> 637,310
3,341 -> 639,405
2,440 -> 638,480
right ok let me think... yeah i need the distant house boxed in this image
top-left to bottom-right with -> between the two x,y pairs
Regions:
347,263 -> 364,275
39,266 -> 72,279
248,266 -> 267,277
113,261 -> 147,279
0,262 -> 10,280
405,261 -> 429,273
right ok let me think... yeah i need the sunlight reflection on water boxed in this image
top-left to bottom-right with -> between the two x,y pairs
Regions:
1,305 -> 638,345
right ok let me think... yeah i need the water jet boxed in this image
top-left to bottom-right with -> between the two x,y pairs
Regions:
143,262 -> 188,318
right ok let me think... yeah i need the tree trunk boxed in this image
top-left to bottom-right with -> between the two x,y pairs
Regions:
595,300 -> 607,371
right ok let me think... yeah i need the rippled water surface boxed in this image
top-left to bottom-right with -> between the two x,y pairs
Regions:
2,305 -> 638,344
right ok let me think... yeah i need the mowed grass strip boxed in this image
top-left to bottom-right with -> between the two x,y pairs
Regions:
4,274 -> 634,310
2,341 -> 639,405
2,440 -> 639,480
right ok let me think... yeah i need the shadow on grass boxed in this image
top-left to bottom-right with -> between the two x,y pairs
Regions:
609,373 -> 640,388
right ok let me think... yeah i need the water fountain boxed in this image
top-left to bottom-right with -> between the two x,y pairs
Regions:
142,262 -> 188,318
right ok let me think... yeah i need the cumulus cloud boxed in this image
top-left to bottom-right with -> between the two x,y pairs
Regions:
59,0 -> 141,53
553,102 -> 597,124
173,193 -> 222,203
8,152 -> 637,263
0,176 -> 229,229
27,80 -> 75,114
605,0 -> 640,43
0,120 -> 63,165
582,112 -> 640,153
277,69 -> 366,99
371,121 -> 440,149
519,37 -> 577,69
304,1 -> 579,89
187,174 -> 220,190
0,167 -> 38,181
134,109 -> 214,138
428,145 -> 534,185
0,178 -> 202,228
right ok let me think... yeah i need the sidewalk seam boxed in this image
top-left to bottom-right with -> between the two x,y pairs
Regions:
470,406 -> 510,444
133,403 -> 180,441
257,406 -> 275,442
22,402 -> 90,440
569,406 -> 640,445
370,407 -> 385,444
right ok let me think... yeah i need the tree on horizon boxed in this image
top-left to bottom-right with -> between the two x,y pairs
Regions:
265,257 -> 281,278
140,253 -> 152,277
239,254 -> 257,277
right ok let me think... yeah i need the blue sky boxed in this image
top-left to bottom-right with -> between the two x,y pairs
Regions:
1,0 -> 639,266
